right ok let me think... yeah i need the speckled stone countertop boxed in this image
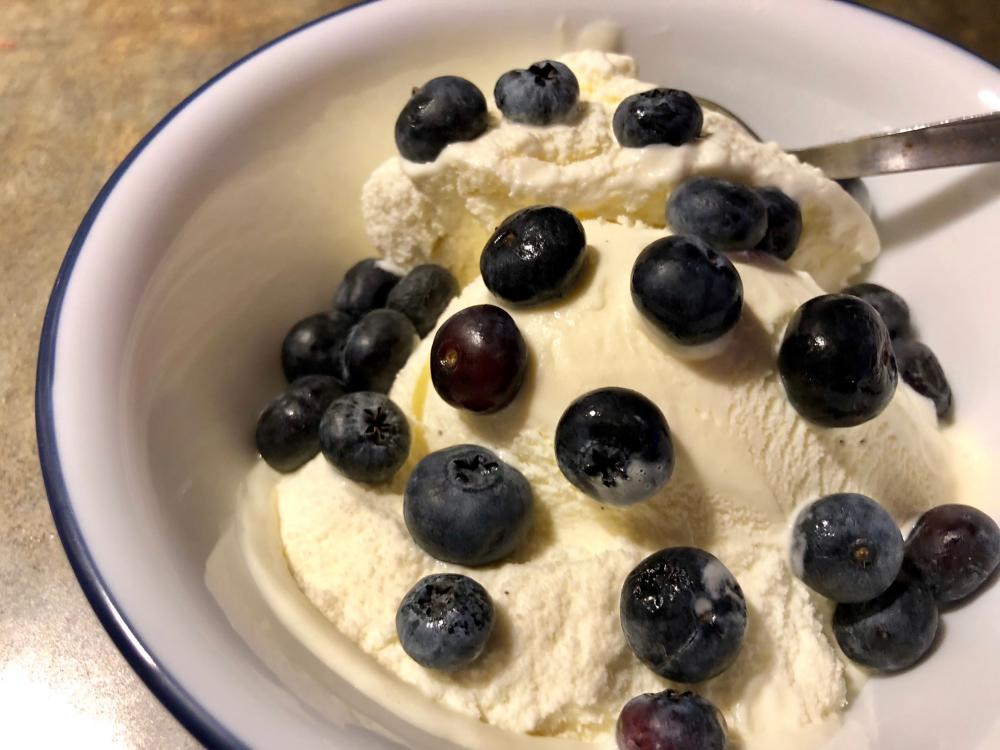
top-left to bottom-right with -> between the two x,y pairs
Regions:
0,2 -> 996,747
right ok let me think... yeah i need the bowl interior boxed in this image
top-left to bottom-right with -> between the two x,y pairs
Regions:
43,0 -> 1000,747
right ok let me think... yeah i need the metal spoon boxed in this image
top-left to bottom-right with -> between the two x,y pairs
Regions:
697,98 -> 1000,180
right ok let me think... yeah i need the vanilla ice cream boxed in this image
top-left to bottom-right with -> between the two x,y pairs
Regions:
248,49 -> 964,749
361,51 -> 879,291
275,219 -> 955,748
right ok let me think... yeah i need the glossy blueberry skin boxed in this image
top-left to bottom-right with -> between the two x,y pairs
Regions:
341,309 -> 417,393
254,376 -> 342,473
481,206 -> 587,305
403,445 -> 532,566
904,504 -> 1000,603
616,690 -> 727,750
620,547 -> 747,683
791,493 -> 904,603
613,88 -> 703,148
631,235 -> 743,346
281,311 -> 355,384
394,76 -> 488,163
841,282 -> 911,340
385,263 -> 459,337
778,294 -> 897,427
555,388 -> 673,506
833,574 -> 939,671
396,574 -> 494,671
753,186 -> 802,260
430,304 -> 528,413
666,176 -> 767,252
332,258 -> 400,318
494,60 -> 579,125
319,392 -> 410,483
289,374 -> 344,412
893,338 -> 953,420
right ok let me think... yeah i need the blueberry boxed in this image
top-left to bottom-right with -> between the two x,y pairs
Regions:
396,574 -> 494,671
481,206 -> 587,305
385,263 -> 459,337
893,338 -> 953,420
666,176 -> 768,252
403,445 -> 532,566
833,574 -> 939,671
430,304 -> 528,413
333,259 -> 400,318
394,76 -> 488,163
841,282 -> 911,340
778,294 -> 897,427
254,376 -> 341,473
494,60 -> 579,126
281,311 -> 355,384
791,493 -> 904,603
555,388 -> 673,506
319,392 -> 410,483
753,187 -> 802,260
289,374 -> 343,411
904,504 -> 1000,603
620,547 -> 747,683
631,235 -> 743,346
613,88 -> 703,148
616,690 -> 727,750
341,309 -> 417,393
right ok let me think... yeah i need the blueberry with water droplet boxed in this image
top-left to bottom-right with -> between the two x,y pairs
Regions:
395,76 -> 488,163
555,387 -> 673,506
778,294 -> 897,427
613,88 -> 703,148
620,547 -> 747,682
481,206 -> 587,306
396,574 -> 494,671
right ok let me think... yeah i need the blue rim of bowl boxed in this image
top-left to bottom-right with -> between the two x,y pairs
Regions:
33,2 -> 999,749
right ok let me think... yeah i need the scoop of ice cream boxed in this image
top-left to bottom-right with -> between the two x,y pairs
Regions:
361,51 -> 879,291
277,219 -> 952,747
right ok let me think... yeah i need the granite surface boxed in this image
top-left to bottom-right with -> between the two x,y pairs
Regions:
0,1 -> 996,748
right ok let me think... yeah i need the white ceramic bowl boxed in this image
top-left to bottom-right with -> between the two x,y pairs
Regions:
37,1 -> 1000,747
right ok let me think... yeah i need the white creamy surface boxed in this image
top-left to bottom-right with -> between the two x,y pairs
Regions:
361,51 -> 879,291
275,220 -> 957,748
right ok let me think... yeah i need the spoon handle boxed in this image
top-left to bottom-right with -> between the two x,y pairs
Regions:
789,112 -> 1000,179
